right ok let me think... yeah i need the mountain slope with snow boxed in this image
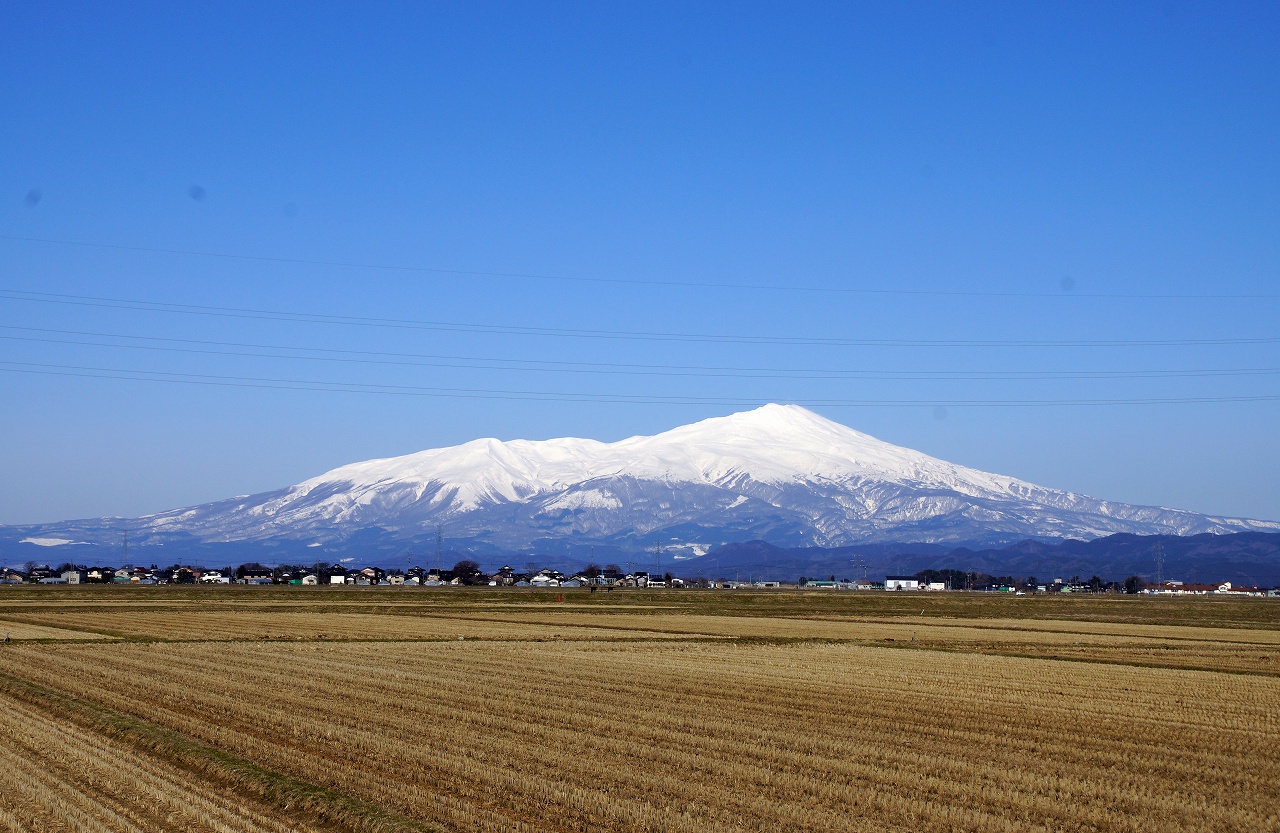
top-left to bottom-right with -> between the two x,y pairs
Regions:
8,404 -> 1279,554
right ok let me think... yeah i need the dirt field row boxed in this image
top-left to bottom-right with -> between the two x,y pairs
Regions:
3,611 -> 692,642
0,619 -> 112,640
8,604 -> 1279,674
0,690 -> 331,833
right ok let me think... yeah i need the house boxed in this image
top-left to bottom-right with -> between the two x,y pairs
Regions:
490,566 -> 518,586
530,568 -> 565,587
805,580 -> 839,589
1,569 -> 25,584
300,574 -> 319,586
926,581 -> 946,591
1146,582 -> 1216,596
200,571 -> 230,584
1218,582 -> 1266,597
62,568 -> 88,584
884,576 -> 920,591
238,567 -> 273,584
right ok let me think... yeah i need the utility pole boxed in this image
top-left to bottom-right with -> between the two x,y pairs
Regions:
1154,541 -> 1165,586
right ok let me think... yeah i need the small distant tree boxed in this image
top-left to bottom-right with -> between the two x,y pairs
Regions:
581,563 -> 601,578
1088,575 -> 1104,593
452,560 -> 482,586
1123,575 -> 1144,594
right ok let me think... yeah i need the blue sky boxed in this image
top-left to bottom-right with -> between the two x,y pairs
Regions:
1,1 -> 1278,524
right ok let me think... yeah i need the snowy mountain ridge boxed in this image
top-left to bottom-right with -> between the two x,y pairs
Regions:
9,404 -> 1280,554
293,404 -> 1027,507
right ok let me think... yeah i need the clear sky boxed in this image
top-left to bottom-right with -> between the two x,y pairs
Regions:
2,1 -> 1278,525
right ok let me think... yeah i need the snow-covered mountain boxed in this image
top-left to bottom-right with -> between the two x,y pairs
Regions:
9,404 -> 1280,555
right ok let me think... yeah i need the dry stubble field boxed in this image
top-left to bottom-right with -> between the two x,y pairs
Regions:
0,585 -> 1276,832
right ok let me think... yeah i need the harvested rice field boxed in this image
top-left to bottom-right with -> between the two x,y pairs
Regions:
4,610 -> 692,642
0,585 -> 1276,832
0,618 -> 112,641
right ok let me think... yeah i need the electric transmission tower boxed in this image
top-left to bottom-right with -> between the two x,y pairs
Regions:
1153,541 -> 1165,586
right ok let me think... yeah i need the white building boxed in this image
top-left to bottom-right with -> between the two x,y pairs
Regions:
884,576 -> 920,591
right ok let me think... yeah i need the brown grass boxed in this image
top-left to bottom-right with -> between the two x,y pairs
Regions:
0,690 -> 335,833
4,638 -> 1278,832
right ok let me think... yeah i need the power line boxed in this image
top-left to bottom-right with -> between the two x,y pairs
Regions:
5,327 -> 1280,381
2,360 -> 1278,406
3,233 -> 1276,300
3,288 -> 1278,348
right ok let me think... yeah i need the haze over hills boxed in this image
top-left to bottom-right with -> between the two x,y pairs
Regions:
4,405 -> 1278,568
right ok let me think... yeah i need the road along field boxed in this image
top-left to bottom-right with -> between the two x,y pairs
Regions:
0,588 -> 1276,832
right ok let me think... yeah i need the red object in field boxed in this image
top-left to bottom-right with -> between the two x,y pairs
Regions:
557,593 -> 563,601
